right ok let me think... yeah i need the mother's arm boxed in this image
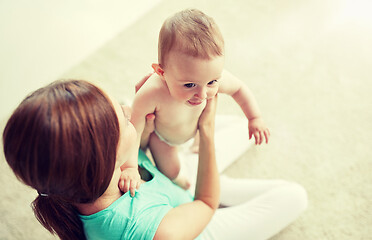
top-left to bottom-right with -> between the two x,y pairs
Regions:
154,95 -> 220,240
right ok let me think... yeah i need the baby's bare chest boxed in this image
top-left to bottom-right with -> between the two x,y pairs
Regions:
156,101 -> 205,127
154,101 -> 206,143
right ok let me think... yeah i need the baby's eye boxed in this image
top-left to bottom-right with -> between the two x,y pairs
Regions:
208,80 -> 218,85
184,83 -> 196,88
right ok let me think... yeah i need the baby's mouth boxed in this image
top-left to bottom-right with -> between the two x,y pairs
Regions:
187,99 -> 204,106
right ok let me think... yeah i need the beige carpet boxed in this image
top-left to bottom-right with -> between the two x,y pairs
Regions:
1,0 -> 371,239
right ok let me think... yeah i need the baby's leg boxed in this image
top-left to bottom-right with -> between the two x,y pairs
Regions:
149,133 -> 190,189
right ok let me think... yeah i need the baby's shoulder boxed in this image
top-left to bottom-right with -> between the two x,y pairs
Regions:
138,74 -> 168,95
134,74 -> 171,108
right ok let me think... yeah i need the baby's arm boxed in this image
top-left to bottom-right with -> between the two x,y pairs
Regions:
119,154 -> 141,197
118,110 -> 156,197
118,75 -> 158,195
219,69 -> 270,144
131,74 -> 159,149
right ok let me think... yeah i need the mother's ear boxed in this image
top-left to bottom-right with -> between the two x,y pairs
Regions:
152,63 -> 165,78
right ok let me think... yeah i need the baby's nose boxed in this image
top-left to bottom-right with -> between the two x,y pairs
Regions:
195,88 -> 207,99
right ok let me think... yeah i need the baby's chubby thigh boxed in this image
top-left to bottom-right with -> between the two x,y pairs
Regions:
148,132 -> 180,180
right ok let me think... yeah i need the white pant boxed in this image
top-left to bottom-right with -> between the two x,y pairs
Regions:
180,155 -> 308,240
178,116 -> 308,240
200,176 -> 308,240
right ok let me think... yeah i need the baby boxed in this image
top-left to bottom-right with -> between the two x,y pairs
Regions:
130,9 -> 270,189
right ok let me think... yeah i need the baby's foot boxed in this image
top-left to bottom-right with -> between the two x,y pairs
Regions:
173,175 -> 191,190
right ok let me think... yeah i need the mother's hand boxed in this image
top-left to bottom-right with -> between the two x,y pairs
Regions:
198,94 -> 218,134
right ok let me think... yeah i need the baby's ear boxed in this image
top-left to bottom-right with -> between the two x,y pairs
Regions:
152,63 -> 165,77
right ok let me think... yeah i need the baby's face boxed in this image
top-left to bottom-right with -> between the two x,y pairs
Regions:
163,51 -> 224,106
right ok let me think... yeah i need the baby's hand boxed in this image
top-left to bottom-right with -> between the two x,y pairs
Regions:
248,117 -> 270,145
119,168 -> 141,197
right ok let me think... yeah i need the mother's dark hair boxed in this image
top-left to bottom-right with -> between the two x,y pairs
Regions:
3,80 -> 120,239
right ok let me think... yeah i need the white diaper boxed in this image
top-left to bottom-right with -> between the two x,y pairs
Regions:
154,129 -> 179,147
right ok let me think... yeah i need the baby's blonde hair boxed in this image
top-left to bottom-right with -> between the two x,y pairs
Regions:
158,9 -> 224,67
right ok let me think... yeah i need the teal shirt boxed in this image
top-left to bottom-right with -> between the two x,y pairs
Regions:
80,150 -> 194,240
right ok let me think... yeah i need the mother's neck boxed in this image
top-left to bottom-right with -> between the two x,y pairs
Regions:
76,167 -> 122,216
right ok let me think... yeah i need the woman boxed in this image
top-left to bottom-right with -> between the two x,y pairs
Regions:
3,79 -> 307,240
